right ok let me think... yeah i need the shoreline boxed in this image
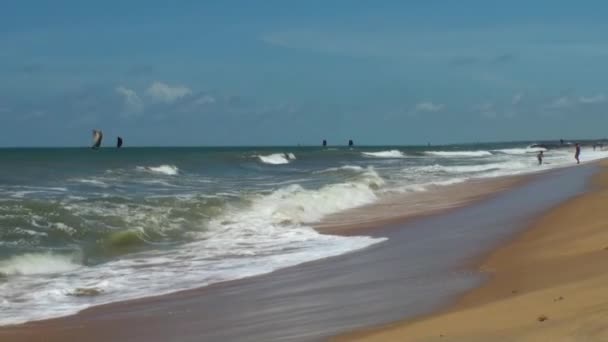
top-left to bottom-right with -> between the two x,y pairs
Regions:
336,161 -> 608,341
0,163 -> 597,341
315,173 -> 530,235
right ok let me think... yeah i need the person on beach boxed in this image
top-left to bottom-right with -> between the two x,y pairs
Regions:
537,151 -> 544,165
575,143 -> 581,164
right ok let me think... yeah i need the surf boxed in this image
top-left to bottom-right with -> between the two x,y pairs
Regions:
257,153 -> 296,165
425,150 -> 493,157
362,150 -> 406,158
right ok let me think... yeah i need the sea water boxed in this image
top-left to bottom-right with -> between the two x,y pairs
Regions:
0,142 -> 605,325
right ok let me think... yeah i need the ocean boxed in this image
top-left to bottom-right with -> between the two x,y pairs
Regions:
1,142 -> 606,325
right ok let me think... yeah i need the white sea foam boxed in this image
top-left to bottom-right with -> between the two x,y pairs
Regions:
6,186 -> 68,198
0,253 -> 81,276
425,151 -> 493,157
136,165 -> 179,176
315,165 -> 365,174
229,167 -> 384,225
494,147 -> 547,155
418,161 -> 528,174
257,153 -> 296,165
362,150 -> 406,158
74,179 -> 109,187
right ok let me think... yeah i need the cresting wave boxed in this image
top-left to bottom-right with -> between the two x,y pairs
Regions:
228,167 -> 384,225
416,161 -> 529,174
0,253 -> 81,276
493,147 -> 547,155
136,165 -> 179,175
315,165 -> 365,174
362,150 -> 406,158
257,153 -> 296,165
425,150 -> 493,157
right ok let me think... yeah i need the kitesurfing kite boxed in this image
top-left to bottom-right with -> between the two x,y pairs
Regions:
92,130 -> 103,149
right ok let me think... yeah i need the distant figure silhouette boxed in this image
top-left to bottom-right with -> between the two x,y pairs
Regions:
348,139 -> 354,147
537,151 -> 544,165
560,139 -> 564,145
117,136 -> 123,149
322,139 -> 327,147
575,143 -> 581,164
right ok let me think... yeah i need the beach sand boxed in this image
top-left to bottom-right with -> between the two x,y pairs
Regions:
336,161 -> 608,342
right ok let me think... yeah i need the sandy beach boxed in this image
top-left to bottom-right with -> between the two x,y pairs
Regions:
337,161 -> 608,342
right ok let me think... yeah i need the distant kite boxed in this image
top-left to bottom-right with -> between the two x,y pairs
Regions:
92,130 -> 103,149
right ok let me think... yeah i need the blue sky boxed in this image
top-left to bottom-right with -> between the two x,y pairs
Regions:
2,0 -> 608,146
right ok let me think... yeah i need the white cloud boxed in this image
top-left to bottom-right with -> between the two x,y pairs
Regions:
512,93 -> 524,105
146,81 -> 192,103
194,94 -> 216,105
579,94 -> 606,104
546,94 -> 606,109
548,96 -> 574,108
475,102 -> 498,119
414,101 -> 444,112
115,86 -> 144,115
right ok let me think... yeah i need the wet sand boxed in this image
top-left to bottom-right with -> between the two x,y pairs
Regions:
337,161 -> 608,342
0,165 -> 598,342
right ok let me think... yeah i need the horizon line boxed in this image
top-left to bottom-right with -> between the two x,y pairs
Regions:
0,138 -> 604,149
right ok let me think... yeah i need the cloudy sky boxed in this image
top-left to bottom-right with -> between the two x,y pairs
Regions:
2,0 -> 608,146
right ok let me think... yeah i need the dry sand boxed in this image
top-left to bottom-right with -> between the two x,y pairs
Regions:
336,161 -> 608,342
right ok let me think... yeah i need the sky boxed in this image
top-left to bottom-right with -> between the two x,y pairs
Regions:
2,0 -> 608,146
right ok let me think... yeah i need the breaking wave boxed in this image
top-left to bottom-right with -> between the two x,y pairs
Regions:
136,165 -> 179,176
362,150 -> 406,158
425,151 -> 493,157
494,147 -> 547,155
258,153 -> 296,165
0,253 -> 81,276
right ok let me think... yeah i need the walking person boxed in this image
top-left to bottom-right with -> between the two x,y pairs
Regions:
575,143 -> 581,164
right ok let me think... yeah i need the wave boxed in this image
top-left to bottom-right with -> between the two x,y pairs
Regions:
452,161 -> 531,173
136,165 -> 179,176
418,161 -> 528,174
257,153 -> 296,165
314,165 -> 365,174
0,170 -> 386,325
425,151 -> 492,157
494,147 -> 547,155
0,253 -> 81,276
362,150 -> 406,158
74,179 -> 109,188
1,186 -> 68,198
227,167 -> 384,225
